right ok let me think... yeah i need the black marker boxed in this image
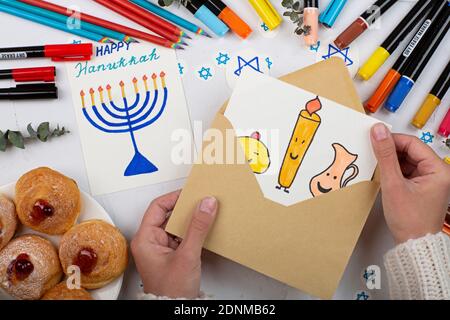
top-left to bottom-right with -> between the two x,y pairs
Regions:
0,83 -> 58,100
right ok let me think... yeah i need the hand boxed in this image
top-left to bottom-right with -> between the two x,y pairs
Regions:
370,123 -> 450,244
131,191 -> 218,298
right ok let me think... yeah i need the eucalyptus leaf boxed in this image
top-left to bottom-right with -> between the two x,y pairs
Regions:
27,123 -> 38,138
8,131 -> 25,149
281,0 -> 293,9
293,1 -> 301,11
0,131 -> 6,152
37,122 -> 50,142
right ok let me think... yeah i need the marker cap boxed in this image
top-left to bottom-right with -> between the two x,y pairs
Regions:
319,0 -> 348,28
248,0 -> 282,30
334,17 -> 368,49
219,7 -> 253,39
411,94 -> 441,129
12,66 -> 56,82
195,5 -> 229,37
44,43 -> 93,62
438,108 -> 450,138
365,69 -> 401,113
358,47 -> 390,81
385,76 -> 415,113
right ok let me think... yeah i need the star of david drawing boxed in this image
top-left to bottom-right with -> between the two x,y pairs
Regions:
420,132 -> 434,144
356,291 -> 369,300
322,44 -> 353,66
198,67 -> 212,80
178,63 -> 184,75
310,41 -> 321,52
216,52 -> 230,65
363,269 -> 376,283
234,56 -> 262,77
261,22 -> 269,31
265,57 -> 273,70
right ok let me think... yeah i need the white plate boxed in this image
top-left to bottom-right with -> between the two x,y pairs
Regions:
0,182 -> 123,300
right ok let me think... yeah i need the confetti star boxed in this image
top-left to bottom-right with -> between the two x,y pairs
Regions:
72,40 -> 82,44
198,67 -> 212,80
216,52 -> 230,65
261,22 -> 269,31
356,291 -> 369,300
310,41 -> 321,52
265,57 -> 273,70
234,56 -> 262,77
322,44 -> 353,66
420,132 -> 434,144
363,269 -> 376,282
178,63 -> 184,75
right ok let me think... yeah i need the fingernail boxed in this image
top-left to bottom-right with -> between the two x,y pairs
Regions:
372,123 -> 389,141
199,197 -> 217,215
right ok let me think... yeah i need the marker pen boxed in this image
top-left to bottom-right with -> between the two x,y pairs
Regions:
334,0 -> 398,50
248,0 -> 282,30
0,43 -> 93,61
0,83 -> 58,100
438,107 -> 450,138
319,0 -> 347,28
365,0 -> 449,113
358,0 -> 434,81
303,0 -> 319,46
0,66 -> 55,83
203,0 -> 252,39
385,11 -> 450,113
412,60 -> 450,129
184,0 -> 229,37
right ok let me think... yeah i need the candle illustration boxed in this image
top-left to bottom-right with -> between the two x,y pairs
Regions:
276,96 -> 322,193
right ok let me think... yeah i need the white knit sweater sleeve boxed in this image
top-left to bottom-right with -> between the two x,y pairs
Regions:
384,232 -> 450,300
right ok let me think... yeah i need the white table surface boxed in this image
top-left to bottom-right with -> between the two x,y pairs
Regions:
0,0 -> 449,300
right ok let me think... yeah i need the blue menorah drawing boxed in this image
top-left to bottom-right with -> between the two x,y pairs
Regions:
80,72 -> 168,176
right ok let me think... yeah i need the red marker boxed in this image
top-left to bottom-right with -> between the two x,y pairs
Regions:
0,66 -> 55,83
0,43 -> 93,62
438,108 -> 450,138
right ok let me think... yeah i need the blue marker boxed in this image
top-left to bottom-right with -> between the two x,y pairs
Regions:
385,7 -> 450,113
184,0 -> 229,37
319,0 -> 348,28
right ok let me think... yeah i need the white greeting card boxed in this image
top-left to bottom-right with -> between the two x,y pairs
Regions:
66,42 -> 192,195
225,72 -> 384,206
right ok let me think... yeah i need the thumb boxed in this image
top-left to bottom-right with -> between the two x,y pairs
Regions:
178,197 -> 218,260
370,123 -> 403,187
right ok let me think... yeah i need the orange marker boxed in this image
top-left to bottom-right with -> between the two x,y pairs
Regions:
204,0 -> 253,39
365,69 -> 401,113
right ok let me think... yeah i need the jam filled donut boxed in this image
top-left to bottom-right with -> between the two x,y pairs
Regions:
59,220 -> 128,289
15,167 -> 81,235
41,281 -> 93,300
0,235 -> 62,300
0,195 -> 18,250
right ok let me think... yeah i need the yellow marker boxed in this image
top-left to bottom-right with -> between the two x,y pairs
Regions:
277,97 -> 322,193
411,94 -> 441,129
238,132 -> 271,174
444,157 -> 450,165
358,47 -> 390,81
248,0 -> 282,30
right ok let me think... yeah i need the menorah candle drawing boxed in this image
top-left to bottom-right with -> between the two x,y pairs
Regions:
277,96 -> 322,193
80,72 -> 168,176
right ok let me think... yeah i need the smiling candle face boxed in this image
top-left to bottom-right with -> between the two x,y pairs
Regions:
278,97 -> 322,192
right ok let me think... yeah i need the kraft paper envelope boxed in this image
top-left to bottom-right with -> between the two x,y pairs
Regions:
167,58 -> 380,299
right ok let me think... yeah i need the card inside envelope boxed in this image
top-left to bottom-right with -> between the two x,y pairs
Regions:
166,58 -> 380,299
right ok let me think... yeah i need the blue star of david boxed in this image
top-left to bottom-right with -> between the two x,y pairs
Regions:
420,132 -> 434,144
216,52 -> 230,65
310,41 -> 321,52
234,56 -> 262,77
265,57 -> 273,70
261,22 -> 269,31
178,63 -> 184,75
322,44 -> 353,66
356,291 -> 369,300
198,67 -> 212,80
363,270 -> 376,282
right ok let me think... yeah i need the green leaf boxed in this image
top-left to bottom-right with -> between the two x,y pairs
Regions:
27,123 -> 38,138
283,11 -> 292,16
282,0 -> 293,9
290,12 -> 299,22
37,122 -> 50,142
293,1 -> 301,11
0,131 -> 6,152
8,131 -> 25,149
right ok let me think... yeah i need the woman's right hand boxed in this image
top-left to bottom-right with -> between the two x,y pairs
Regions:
370,123 -> 450,244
